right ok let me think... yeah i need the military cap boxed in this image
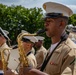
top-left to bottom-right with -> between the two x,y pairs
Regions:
35,36 -> 45,41
22,33 -> 38,43
0,27 -> 10,40
43,2 -> 73,19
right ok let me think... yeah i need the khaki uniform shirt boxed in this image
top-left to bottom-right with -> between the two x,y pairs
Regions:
8,48 -> 20,70
35,46 -> 47,68
31,47 -> 35,55
0,43 -> 10,51
0,43 -> 10,60
0,43 -> 10,50
27,52 -> 37,68
0,43 -> 10,72
8,49 -> 37,71
43,38 -> 76,75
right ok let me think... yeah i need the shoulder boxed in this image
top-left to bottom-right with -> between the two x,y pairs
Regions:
55,38 -> 76,57
62,38 -> 76,56
39,46 -> 47,52
1,43 -> 9,49
27,53 -> 35,59
64,38 -> 76,50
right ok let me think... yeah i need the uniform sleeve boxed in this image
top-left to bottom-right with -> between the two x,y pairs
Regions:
27,55 -> 37,68
61,48 -> 76,75
35,51 -> 44,68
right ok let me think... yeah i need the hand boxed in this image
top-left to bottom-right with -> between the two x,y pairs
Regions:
29,69 -> 48,75
19,66 -> 32,75
4,69 -> 18,75
19,66 -> 48,75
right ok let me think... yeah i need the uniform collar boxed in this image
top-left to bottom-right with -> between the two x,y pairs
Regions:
0,43 -> 10,51
37,46 -> 44,52
26,51 -> 32,56
65,38 -> 76,48
51,42 -> 63,53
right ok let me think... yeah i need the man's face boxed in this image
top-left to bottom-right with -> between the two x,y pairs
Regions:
44,18 -> 61,37
22,41 -> 29,49
34,41 -> 41,49
22,41 -> 32,50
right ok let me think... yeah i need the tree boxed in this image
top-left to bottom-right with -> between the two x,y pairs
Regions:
0,4 -> 51,49
69,14 -> 76,26
1,4 -> 76,49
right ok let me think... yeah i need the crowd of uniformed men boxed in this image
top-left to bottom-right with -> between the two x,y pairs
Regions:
0,1 -> 76,75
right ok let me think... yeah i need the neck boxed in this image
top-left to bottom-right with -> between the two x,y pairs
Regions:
36,45 -> 42,50
51,37 -> 61,44
0,39 -> 6,47
51,35 -> 61,44
51,30 -> 66,44
24,48 -> 31,54
0,42 -> 5,47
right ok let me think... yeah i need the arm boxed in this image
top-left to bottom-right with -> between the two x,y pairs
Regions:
4,69 -> 18,75
29,69 -> 49,75
19,66 -> 48,75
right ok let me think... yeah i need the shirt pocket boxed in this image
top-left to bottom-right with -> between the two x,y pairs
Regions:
45,61 -> 60,74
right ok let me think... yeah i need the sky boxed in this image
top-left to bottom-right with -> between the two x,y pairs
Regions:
0,0 -> 76,13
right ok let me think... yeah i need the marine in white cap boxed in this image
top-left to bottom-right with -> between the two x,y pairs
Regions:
0,27 -> 11,74
40,2 -> 76,75
4,33 -> 38,75
21,30 -> 36,55
67,25 -> 76,44
17,2 -> 76,75
19,34 -> 38,68
4,2 -> 76,75
35,36 -> 47,69
0,27 -> 20,74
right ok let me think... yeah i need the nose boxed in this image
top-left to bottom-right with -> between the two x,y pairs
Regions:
44,22 -> 49,27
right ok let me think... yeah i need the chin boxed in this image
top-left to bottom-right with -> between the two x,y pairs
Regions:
46,33 -> 51,37
47,35 -> 51,38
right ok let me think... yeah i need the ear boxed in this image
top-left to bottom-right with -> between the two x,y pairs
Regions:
59,21 -> 65,28
27,43 -> 32,47
27,44 -> 30,47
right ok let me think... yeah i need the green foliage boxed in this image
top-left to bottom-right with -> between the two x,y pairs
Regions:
0,4 -> 51,49
69,14 -> 76,26
0,4 -> 76,49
